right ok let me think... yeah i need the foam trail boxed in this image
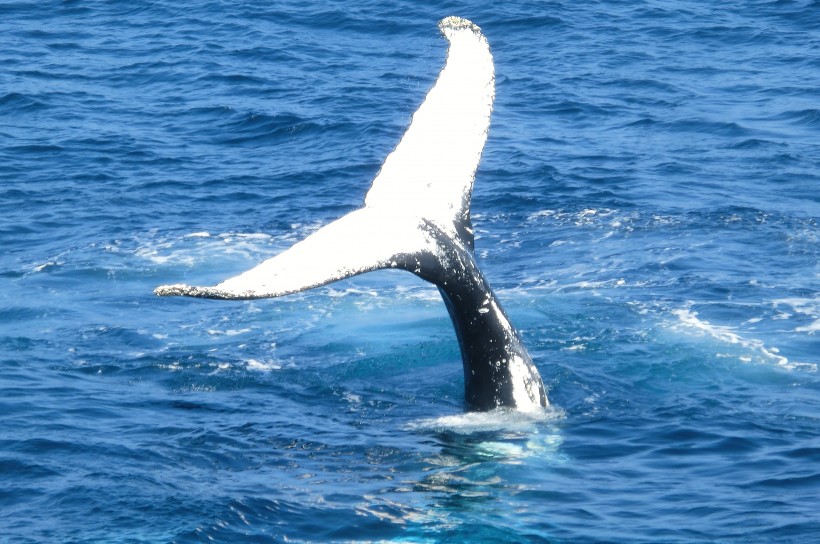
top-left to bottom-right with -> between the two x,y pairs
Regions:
673,308 -> 816,371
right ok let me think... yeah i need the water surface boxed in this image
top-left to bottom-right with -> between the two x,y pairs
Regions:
1,1 -> 818,542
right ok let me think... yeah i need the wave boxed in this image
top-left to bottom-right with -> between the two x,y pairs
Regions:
0,92 -> 50,114
667,307 -> 816,372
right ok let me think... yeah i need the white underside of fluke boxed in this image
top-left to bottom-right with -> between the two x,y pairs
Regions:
155,16 -> 494,300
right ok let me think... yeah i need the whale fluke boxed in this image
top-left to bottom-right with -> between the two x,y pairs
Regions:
155,17 -> 548,412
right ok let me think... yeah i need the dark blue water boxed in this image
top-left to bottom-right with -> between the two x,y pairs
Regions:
2,1 -> 819,542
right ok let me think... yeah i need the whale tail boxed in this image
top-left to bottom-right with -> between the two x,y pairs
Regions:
155,18 -> 548,412
154,16 -> 492,300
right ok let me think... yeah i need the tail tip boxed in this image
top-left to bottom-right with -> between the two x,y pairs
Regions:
154,284 -> 188,297
439,16 -> 483,37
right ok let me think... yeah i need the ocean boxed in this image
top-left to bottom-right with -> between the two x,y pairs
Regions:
1,1 -> 818,542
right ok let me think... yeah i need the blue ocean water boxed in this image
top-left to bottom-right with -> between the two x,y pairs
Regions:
1,0 -> 819,541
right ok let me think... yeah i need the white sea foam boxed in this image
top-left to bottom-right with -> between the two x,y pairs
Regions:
135,231 -> 279,267
406,408 -> 565,464
526,207 -> 642,230
406,406 -> 562,434
32,260 -> 61,272
207,328 -> 252,336
325,287 -> 380,298
671,308 -> 816,371
773,297 -> 819,334
246,358 -> 282,371
796,321 -> 820,334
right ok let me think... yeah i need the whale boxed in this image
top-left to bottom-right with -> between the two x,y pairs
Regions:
155,16 -> 548,412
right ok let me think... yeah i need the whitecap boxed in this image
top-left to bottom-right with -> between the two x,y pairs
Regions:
670,308 -> 816,371
246,358 -> 282,371
773,297 -> 819,334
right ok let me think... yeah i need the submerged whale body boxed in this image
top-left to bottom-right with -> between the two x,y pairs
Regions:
155,16 -> 548,412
